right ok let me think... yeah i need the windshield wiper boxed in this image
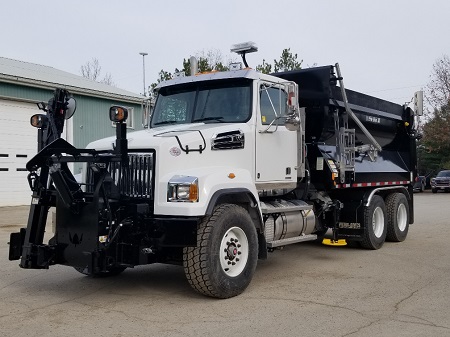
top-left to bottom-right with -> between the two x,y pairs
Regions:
193,117 -> 225,123
154,120 -> 179,126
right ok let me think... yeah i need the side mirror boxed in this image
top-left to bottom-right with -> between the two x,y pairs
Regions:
413,91 -> 423,116
284,82 -> 300,131
141,99 -> 153,128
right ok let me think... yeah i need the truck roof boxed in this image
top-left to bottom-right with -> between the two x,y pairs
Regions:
155,68 -> 283,89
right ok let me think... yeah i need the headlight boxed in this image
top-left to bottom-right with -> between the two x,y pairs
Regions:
167,175 -> 199,202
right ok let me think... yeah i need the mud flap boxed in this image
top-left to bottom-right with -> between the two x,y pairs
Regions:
8,228 -> 26,261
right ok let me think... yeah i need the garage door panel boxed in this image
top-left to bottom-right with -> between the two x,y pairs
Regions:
0,100 -> 40,206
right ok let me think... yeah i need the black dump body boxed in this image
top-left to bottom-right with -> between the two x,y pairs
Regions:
276,66 -> 417,235
275,66 -> 417,188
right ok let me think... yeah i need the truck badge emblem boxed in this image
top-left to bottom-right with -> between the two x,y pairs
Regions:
169,147 -> 181,157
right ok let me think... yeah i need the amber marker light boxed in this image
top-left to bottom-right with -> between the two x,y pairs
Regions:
189,183 -> 199,202
228,173 -> 236,179
109,106 -> 128,123
30,114 -> 48,128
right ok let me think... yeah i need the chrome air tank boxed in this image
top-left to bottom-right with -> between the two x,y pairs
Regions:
261,199 -> 316,242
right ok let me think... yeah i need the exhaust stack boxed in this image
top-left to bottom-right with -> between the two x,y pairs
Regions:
190,56 -> 198,76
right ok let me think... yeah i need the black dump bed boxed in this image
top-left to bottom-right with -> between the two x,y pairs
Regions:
274,66 -> 416,188
274,66 -> 406,148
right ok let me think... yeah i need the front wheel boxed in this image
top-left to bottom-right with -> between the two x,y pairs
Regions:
385,193 -> 410,242
183,204 -> 258,298
360,195 -> 387,250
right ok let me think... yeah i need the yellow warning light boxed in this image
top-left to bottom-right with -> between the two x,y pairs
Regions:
404,121 -> 410,127
228,173 -> 236,179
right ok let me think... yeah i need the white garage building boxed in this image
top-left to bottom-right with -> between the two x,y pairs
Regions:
0,57 -> 144,206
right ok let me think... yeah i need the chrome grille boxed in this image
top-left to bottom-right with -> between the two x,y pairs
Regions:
112,153 -> 154,198
435,180 -> 450,186
88,153 -> 154,199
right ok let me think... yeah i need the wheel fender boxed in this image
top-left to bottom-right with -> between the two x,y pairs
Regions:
155,167 -> 260,217
362,186 -> 413,224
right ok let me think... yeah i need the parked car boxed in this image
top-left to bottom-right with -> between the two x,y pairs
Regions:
413,175 -> 426,192
431,170 -> 450,193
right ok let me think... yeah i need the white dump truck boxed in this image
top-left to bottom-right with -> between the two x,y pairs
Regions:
9,43 -> 421,298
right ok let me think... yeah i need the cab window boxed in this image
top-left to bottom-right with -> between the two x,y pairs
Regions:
260,85 -> 287,125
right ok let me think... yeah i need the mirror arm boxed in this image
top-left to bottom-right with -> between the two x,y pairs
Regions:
259,116 -> 282,134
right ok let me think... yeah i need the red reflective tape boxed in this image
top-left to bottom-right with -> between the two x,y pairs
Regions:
336,180 -> 410,189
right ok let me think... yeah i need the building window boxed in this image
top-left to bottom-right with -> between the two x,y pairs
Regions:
112,107 -> 134,129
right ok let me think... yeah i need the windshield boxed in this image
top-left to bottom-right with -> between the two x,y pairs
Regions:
437,170 -> 450,178
150,79 -> 252,128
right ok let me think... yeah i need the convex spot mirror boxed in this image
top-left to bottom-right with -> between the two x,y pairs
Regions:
65,97 -> 77,119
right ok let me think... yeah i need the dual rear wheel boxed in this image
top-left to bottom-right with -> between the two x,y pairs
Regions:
361,193 -> 409,250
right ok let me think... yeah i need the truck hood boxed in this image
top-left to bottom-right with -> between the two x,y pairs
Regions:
434,177 -> 450,182
87,122 -> 249,152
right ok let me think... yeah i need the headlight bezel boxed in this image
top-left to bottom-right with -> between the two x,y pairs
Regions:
167,175 -> 199,202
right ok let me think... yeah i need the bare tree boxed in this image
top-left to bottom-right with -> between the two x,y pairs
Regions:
418,55 -> 450,172
80,58 -> 115,86
426,55 -> 450,110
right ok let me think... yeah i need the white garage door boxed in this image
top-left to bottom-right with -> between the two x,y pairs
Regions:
0,100 -> 40,206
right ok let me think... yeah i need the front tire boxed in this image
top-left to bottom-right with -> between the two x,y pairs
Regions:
360,195 -> 387,250
183,204 -> 258,298
385,193 -> 410,242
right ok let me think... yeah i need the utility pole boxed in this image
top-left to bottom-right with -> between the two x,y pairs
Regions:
139,52 -> 148,96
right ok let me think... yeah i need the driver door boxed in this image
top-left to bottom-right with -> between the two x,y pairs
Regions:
255,82 -> 297,188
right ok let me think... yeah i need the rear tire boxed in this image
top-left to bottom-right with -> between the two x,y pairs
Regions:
360,195 -> 387,250
385,193 -> 409,242
183,204 -> 258,298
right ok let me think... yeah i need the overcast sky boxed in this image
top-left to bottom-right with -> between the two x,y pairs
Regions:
2,0 -> 449,105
